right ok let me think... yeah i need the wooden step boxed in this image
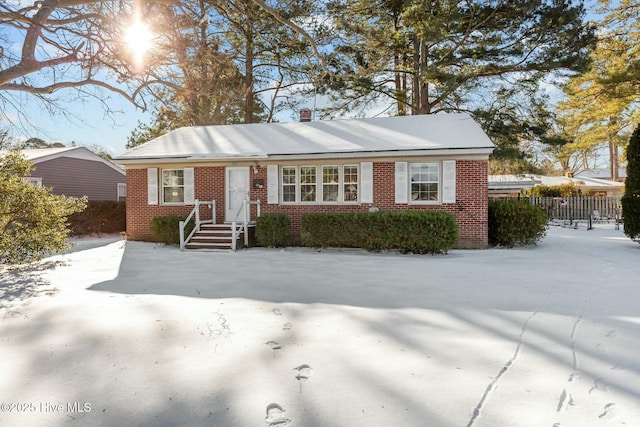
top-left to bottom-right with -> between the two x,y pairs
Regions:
183,223 -> 254,250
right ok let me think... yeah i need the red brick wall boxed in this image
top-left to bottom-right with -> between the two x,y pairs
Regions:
126,167 -> 225,241
126,160 -> 488,248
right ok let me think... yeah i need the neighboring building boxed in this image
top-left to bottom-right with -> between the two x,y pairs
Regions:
489,174 -> 624,198
114,113 -> 495,249
488,175 -> 541,198
575,168 -> 627,182
19,147 -> 126,201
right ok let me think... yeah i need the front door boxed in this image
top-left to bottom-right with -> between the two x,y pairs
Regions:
225,167 -> 250,222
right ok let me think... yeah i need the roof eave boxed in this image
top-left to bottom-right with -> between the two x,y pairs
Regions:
113,147 -> 494,166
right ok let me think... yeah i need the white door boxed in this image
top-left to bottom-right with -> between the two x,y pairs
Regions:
225,167 -> 250,222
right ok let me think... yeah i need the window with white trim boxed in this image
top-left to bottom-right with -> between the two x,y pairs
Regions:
279,164 -> 359,204
117,183 -> 126,201
162,169 -> 185,203
410,163 -> 439,202
343,165 -> 358,202
24,177 -> 42,187
322,166 -> 339,202
282,166 -> 296,203
300,166 -> 317,202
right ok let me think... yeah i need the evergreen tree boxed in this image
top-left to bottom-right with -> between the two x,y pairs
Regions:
556,18 -> 640,180
0,150 -> 86,264
322,0 -> 595,117
127,0 -> 317,147
622,123 -> 640,242
596,0 -> 640,95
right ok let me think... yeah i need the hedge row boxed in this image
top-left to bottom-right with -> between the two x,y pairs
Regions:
68,200 -> 126,236
255,213 -> 290,247
488,200 -> 547,247
150,215 -> 194,245
300,211 -> 458,254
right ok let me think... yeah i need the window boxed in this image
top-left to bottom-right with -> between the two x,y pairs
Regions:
282,167 -> 296,202
117,183 -> 126,201
279,164 -> 360,204
300,166 -> 317,202
343,165 -> 358,202
323,166 -> 339,202
410,163 -> 439,202
162,169 -> 184,203
24,177 -> 42,187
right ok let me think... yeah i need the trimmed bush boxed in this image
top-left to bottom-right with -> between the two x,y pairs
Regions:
301,211 -> 458,254
68,200 -> 126,235
488,200 -> 547,247
150,215 -> 192,245
255,213 -> 290,247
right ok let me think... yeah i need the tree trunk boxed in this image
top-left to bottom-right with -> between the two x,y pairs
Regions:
244,1 -> 255,123
411,34 -> 420,115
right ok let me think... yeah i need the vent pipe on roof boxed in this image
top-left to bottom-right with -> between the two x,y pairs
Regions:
299,108 -> 312,122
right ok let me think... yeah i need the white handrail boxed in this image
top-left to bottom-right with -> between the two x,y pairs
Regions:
179,200 -> 216,250
230,199 -> 262,251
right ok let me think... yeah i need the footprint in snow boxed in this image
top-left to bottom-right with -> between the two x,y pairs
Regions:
264,403 -> 291,426
595,343 -> 608,354
282,322 -> 293,331
266,340 -> 282,350
294,364 -> 313,382
589,378 -> 609,394
272,308 -> 282,316
294,364 -> 313,393
598,403 -> 617,420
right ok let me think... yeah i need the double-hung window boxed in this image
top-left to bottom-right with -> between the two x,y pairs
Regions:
280,164 -> 359,204
162,169 -> 185,204
282,167 -> 297,203
322,166 -> 339,202
410,163 -> 439,202
343,165 -> 358,202
300,166 -> 317,202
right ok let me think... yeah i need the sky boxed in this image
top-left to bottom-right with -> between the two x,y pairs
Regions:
1,0 -> 610,158
4,92 -> 150,156
1,223 -> 638,426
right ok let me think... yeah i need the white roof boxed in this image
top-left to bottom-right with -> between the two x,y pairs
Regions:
489,174 -> 624,191
575,168 -> 627,180
488,174 -> 541,189
537,175 -> 624,190
115,113 -> 494,163
2,146 -> 124,175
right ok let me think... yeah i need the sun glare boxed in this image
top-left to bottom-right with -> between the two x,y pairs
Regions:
124,17 -> 154,68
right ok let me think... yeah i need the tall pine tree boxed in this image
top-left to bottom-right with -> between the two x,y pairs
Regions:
622,123 -> 640,241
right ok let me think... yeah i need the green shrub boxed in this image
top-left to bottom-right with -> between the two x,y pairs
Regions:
622,123 -> 640,242
301,211 -> 458,254
529,183 -> 585,197
150,215 -> 192,245
68,200 -> 126,235
488,200 -> 547,247
622,195 -> 640,241
255,213 -> 290,247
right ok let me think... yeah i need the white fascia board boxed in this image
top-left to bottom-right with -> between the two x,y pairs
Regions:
264,147 -> 494,161
113,147 -> 493,166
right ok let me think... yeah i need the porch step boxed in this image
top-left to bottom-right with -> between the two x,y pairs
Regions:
183,223 -> 253,250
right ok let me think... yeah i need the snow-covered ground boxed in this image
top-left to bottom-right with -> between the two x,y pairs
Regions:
1,224 -> 639,427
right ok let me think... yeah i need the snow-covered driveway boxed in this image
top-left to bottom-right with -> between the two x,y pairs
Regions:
1,224 -> 639,427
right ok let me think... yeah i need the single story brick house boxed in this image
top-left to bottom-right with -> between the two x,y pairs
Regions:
114,113 -> 495,249
19,146 -> 126,200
